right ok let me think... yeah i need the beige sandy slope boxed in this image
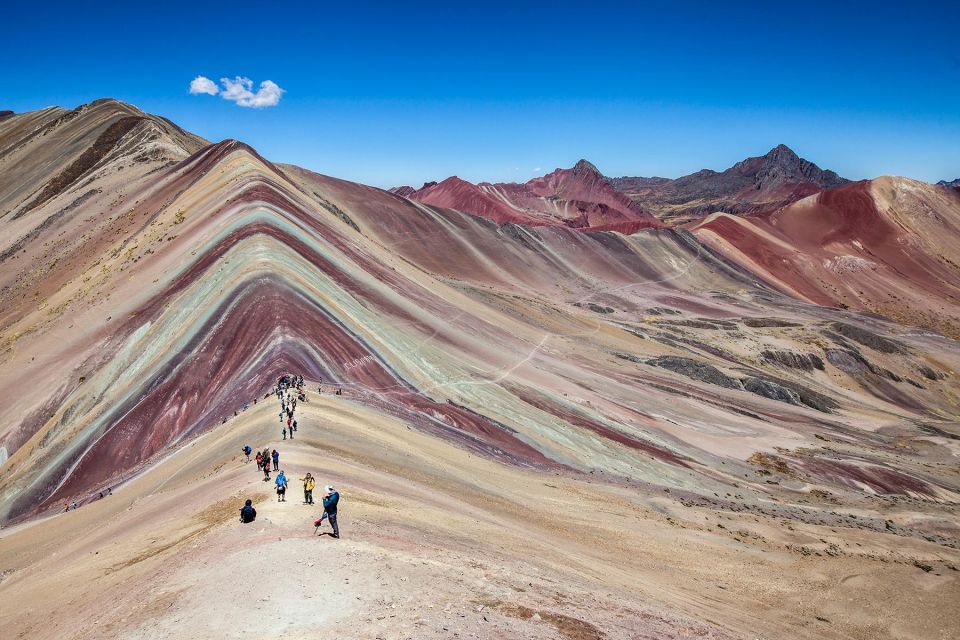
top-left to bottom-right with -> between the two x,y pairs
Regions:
2,394 -> 956,640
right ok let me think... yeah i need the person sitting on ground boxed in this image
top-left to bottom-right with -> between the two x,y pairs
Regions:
275,471 -> 288,502
301,473 -> 315,504
239,499 -> 257,523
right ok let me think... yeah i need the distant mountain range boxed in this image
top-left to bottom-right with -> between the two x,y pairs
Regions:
610,143 -> 849,222
392,159 -> 662,233
394,144 -> 853,227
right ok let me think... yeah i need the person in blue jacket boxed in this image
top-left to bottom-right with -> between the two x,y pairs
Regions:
242,445 -> 252,462
316,485 -> 340,538
275,470 -> 288,502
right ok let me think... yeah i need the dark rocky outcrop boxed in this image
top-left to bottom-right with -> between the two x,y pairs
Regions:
918,365 -> 945,381
825,348 -> 873,375
743,377 -> 803,405
647,306 -> 681,316
753,373 -> 839,413
743,318 -> 801,328
761,350 -> 825,371
829,322 -> 905,354
645,356 -> 742,389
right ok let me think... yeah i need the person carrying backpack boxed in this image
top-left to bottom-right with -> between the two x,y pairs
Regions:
239,499 -> 256,523
282,426 -> 287,440
272,449 -> 280,471
243,445 -> 252,463
255,451 -> 263,470
275,471 -> 288,502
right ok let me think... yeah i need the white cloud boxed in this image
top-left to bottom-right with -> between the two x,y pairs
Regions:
219,76 -> 285,108
533,167 -> 542,172
189,75 -> 219,96
188,75 -> 285,108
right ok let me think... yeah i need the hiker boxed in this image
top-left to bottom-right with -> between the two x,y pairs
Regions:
292,419 -> 298,432
301,473 -> 315,504
275,471 -> 288,502
272,449 -> 280,471
239,499 -> 257,523
263,460 -> 271,481
243,445 -> 252,462
256,451 -> 263,470
316,485 -> 340,538
282,426 -> 287,440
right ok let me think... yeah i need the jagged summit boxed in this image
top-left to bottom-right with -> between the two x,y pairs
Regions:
572,158 -> 601,175
609,145 -> 849,221
743,143 -> 848,191
393,159 -> 660,230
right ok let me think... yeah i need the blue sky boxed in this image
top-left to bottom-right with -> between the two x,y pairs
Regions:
3,1 -> 958,187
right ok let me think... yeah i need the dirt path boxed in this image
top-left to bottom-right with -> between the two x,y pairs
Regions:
1,397 -> 957,639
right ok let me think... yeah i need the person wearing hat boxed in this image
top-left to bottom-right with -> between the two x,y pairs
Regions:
318,485 -> 340,538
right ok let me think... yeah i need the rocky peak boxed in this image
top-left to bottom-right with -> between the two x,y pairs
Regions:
572,159 -> 601,176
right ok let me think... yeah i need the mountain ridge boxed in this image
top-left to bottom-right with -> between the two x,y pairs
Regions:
1,98 -> 959,639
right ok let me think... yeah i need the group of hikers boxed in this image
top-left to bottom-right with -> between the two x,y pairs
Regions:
239,484 -> 339,538
62,486 -> 112,512
242,445 -> 281,481
238,373 -> 341,539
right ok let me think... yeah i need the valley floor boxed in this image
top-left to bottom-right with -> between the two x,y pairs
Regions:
1,394 -> 957,640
